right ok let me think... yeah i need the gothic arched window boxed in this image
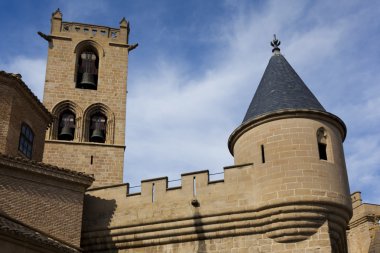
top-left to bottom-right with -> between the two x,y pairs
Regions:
90,113 -> 107,143
76,47 -> 99,90
83,103 -> 114,144
58,111 -> 76,141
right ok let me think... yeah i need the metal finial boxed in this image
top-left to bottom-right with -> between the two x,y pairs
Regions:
52,8 -> 62,18
270,34 -> 281,53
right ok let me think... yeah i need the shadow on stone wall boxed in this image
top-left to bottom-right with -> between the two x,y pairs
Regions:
369,227 -> 380,252
193,201 -> 206,253
81,194 -> 117,252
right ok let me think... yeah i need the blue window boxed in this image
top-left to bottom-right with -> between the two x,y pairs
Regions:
18,123 -> 34,159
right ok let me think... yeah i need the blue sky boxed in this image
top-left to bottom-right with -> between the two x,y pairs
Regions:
1,1 -> 379,203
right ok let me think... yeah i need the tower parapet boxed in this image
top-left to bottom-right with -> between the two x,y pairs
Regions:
49,8 -> 130,44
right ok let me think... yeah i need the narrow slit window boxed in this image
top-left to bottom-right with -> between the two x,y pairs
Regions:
193,177 -> 196,197
90,155 -> 93,165
152,183 -> 155,203
261,144 -> 266,163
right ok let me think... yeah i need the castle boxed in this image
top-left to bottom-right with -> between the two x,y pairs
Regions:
0,9 -> 379,253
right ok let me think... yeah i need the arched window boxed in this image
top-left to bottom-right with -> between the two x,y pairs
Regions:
18,123 -> 34,159
50,101 -> 82,141
76,47 -> 99,90
317,128 -> 328,160
58,110 -> 76,141
90,113 -> 107,143
83,103 -> 115,144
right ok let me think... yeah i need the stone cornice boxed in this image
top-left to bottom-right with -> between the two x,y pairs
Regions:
50,34 -> 72,41
81,200 -> 351,250
0,153 -> 93,187
45,139 -> 126,149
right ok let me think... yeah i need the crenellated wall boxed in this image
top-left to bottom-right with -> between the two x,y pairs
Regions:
81,162 -> 341,252
80,112 -> 353,252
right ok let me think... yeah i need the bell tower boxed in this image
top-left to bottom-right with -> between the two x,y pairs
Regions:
41,9 -> 137,187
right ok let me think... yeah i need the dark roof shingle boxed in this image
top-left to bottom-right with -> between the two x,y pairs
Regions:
0,213 -> 80,253
243,53 -> 325,123
0,153 -> 94,186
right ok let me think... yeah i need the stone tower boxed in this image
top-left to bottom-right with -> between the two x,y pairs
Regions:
41,9 -> 136,187
228,37 -> 352,252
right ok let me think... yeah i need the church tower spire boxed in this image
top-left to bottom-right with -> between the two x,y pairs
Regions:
228,37 -> 352,252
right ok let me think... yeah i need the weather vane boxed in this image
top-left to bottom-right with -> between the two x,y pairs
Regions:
270,34 -> 281,52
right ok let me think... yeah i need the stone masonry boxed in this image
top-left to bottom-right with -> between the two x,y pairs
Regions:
0,9 -> 370,253
42,9 -> 135,187
0,153 -> 93,247
0,71 -> 52,161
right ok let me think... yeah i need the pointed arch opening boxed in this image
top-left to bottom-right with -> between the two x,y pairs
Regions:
74,40 -> 104,90
58,110 -> 76,141
50,100 -> 83,141
83,103 -> 115,144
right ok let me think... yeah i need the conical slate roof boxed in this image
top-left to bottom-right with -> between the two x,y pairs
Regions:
242,46 -> 325,123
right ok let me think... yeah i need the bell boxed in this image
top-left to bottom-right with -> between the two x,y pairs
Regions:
80,72 -> 96,89
59,126 -> 74,140
90,128 -> 105,143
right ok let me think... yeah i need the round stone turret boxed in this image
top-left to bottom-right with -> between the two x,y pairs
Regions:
228,38 -> 352,251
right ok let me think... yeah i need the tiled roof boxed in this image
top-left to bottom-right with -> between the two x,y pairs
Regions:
0,213 -> 80,253
0,153 -> 94,185
242,53 -> 325,123
0,70 -> 52,122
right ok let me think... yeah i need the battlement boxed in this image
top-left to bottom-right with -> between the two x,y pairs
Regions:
351,191 -> 363,208
87,163 -> 251,202
60,22 -> 123,41
49,9 -> 129,44
82,159 -> 351,251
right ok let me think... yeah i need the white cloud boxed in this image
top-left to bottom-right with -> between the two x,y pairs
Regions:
346,134 -> 380,203
125,2 -> 356,181
123,1 -> 380,205
0,57 -> 46,100
2,1 -> 378,204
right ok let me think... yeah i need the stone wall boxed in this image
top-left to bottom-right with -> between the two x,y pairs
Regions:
231,115 -> 350,209
347,192 -> 380,253
42,11 -> 130,186
43,141 -> 124,187
0,154 -> 93,247
116,221 -> 333,253
82,163 -> 348,252
0,84 -> 12,153
0,72 -> 51,161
